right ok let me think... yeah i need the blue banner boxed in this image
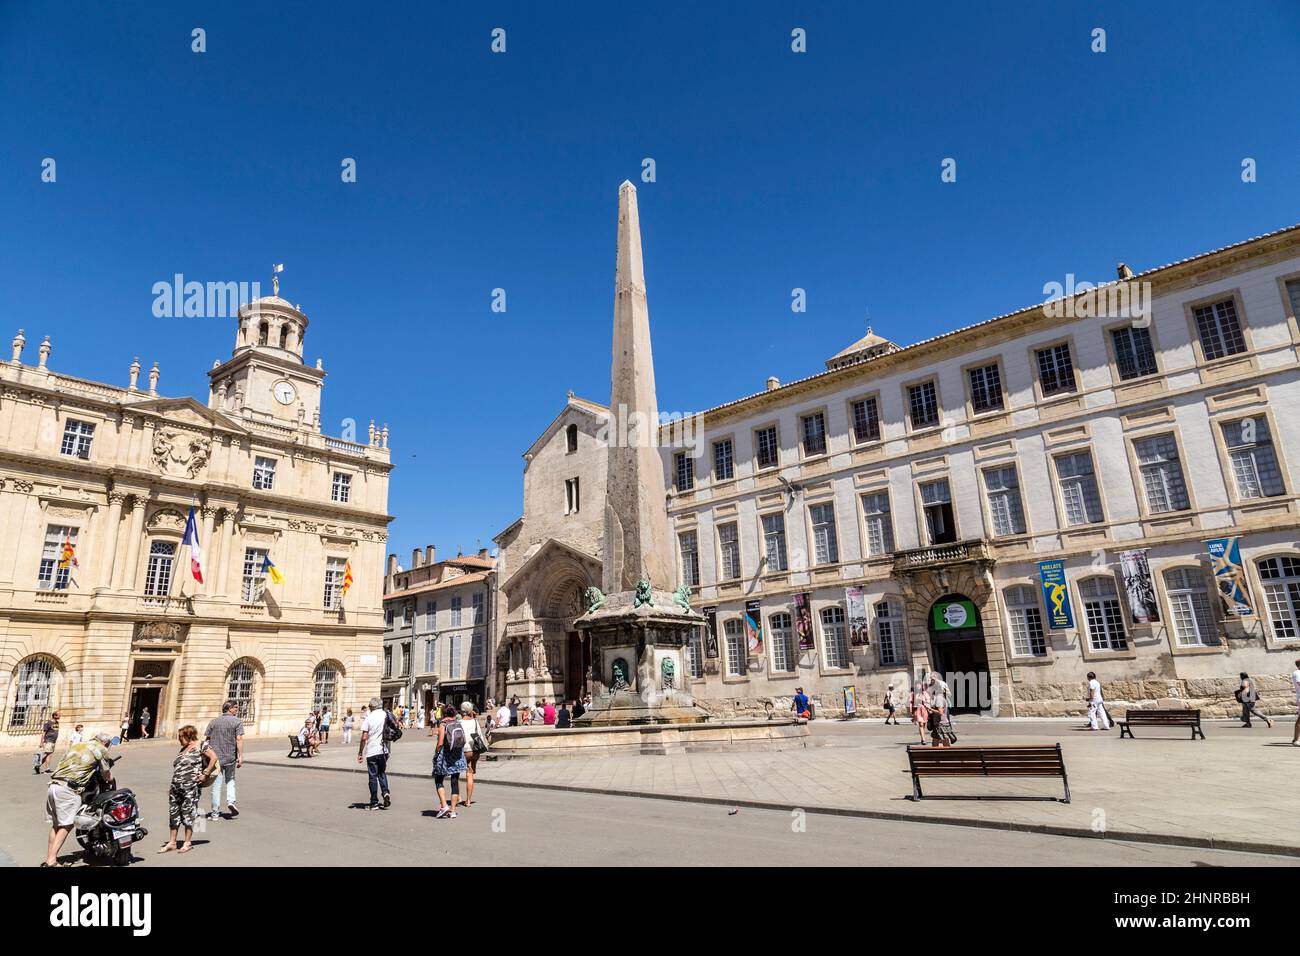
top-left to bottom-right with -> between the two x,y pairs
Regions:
1038,560 -> 1074,630
1206,537 -> 1253,616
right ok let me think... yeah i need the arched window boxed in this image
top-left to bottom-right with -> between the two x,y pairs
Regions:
769,612 -> 794,673
723,618 -> 747,676
226,660 -> 258,721
1004,585 -> 1047,657
258,321 -> 269,346
875,599 -> 906,666
278,324 -> 289,349
819,606 -> 848,669
1257,555 -> 1300,642
312,664 -> 339,713
144,541 -> 176,596
1164,568 -> 1218,647
8,656 -> 56,731
1079,576 -> 1128,651
566,423 -> 578,453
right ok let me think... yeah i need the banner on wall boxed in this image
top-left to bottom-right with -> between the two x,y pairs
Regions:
1206,537 -> 1254,616
843,685 -> 858,715
794,592 -> 815,650
1119,549 -> 1160,624
846,587 -> 870,646
744,600 -> 764,656
702,606 -> 719,658
1038,560 -> 1074,630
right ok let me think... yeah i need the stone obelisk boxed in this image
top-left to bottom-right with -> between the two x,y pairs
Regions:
603,180 -> 673,595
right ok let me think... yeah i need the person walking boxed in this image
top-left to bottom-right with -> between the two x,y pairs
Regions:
204,700 -> 245,821
69,724 -> 85,746
159,725 -> 217,855
458,701 -> 485,807
926,674 -> 953,747
139,706 -> 152,740
357,696 -> 391,810
34,710 -> 60,774
120,715 -> 130,744
1085,672 -> 1111,731
320,707 -> 332,744
342,708 -> 355,745
908,680 -> 929,744
556,701 -> 572,729
42,732 -> 114,867
432,703 -> 468,818
882,685 -> 900,725
1237,673 -> 1274,728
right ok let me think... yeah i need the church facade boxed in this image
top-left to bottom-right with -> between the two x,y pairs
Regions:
496,221 -> 1300,719
0,290 -> 392,748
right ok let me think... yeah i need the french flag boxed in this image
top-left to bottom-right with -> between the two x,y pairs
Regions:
181,505 -> 204,584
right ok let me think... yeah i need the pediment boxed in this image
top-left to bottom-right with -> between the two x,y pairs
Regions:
131,397 -> 248,436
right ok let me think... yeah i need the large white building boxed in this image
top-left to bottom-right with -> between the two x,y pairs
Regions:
496,220 -> 1300,718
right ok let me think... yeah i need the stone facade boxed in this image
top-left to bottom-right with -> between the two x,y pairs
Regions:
0,292 -> 392,748
496,215 -> 1300,720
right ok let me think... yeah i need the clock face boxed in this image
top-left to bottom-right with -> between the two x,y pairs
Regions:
273,381 -> 297,405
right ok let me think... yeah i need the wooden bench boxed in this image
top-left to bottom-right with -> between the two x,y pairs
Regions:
906,743 -> 1070,803
1117,708 -> 1205,740
287,735 -> 313,758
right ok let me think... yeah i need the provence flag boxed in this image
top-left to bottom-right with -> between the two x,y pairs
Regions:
57,531 -> 78,570
340,559 -> 354,598
262,554 -> 285,586
181,506 -> 204,584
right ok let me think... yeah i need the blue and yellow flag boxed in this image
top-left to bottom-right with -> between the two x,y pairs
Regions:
261,554 -> 285,586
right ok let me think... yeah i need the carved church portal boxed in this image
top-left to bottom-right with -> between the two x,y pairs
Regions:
927,594 -> 991,714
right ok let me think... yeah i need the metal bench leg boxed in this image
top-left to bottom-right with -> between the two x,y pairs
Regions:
910,773 -> 923,801
1118,723 -> 1131,739
1061,770 -> 1071,804
1193,724 -> 1205,740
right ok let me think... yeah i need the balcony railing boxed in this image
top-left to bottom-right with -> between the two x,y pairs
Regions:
138,595 -> 192,613
892,539 -> 992,574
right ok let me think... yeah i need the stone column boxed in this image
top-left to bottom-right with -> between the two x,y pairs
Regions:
199,506 -> 217,595
96,491 -> 126,591
117,496 -> 147,592
216,509 -> 235,598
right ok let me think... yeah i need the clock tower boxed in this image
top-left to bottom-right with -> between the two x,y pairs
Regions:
207,290 -> 325,429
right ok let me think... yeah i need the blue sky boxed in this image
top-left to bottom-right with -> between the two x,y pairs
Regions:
2,1 -> 1298,572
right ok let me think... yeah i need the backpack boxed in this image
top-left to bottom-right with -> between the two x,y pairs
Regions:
443,719 -> 466,753
383,710 -> 403,744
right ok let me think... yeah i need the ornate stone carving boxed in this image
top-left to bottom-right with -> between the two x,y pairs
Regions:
633,579 -> 654,608
585,586 -> 606,613
151,427 -> 211,478
672,584 -> 692,611
147,508 -> 186,531
132,621 -> 189,643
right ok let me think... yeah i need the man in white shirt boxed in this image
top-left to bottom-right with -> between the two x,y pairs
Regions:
356,697 -> 392,810
1291,659 -> 1300,746
1086,672 -> 1111,730
496,703 -> 511,728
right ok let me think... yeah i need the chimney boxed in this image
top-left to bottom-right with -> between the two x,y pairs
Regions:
425,544 -> 436,565
478,547 -> 489,560
766,376 -> 780,391
386,553 -> 397,591
411,547 -> 423,569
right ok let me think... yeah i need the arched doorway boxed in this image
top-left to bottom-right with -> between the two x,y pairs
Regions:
927,594 -> 991,713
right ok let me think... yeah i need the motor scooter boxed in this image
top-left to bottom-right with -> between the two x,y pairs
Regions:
73,754 -> 148,867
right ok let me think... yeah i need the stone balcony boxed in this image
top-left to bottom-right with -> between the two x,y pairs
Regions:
891,539 -> 994,576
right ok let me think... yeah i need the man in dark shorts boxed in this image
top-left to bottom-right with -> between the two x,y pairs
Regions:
34,711 -> 60,774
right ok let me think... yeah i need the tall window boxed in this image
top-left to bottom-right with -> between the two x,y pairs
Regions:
1004,585 -> 1047,657
755,426 -> 779,470
564,477 -> 580,514
451,596 -> 462,627
1164,568 -> 1218,647
860,492 -> 894,557
37,525 -> 76,590
1257,556 -> 1300,641
565,423 -> 578,453
241,548 -> 267,602
809,502 -> 839,565
1221,417 -> 1283,499
1111,325 -> 1158,380
983,466 -> 1026,536
1134,434 -> 1190,513
226,661 -> 257,721
1035,343 -> 1076,396
820,606 -> 849,669
761,513 -> 788,571
678,530 -> 700,587
851,396 -> 881,444
687,629 -> 704,678
60,419 -> 95,458
252,456 -> 276,491
919,478 -> 956,545
713,438 -> 734,481
473,592 -> 484,624
8,657 -> 55,730
399,643 -> 409,677
1054,451 -> 1104,526
717,522 -> 741,580
801,411 -> 827,456
470,629 -> 486,677
144,541 -> 176,596
769,612 -> 794,673
907,381 -> 939,429
425,637 -> 437,673
323,556 -> 347,609
1193,298 -> 1247,360
426,599 -> 436,630
331,472 -> 351,503
875,600 -> 905,666
383,645 -> 392,678
967,363 -> 1004,413
724,618 -> 747,676
1079,576 -> 1128,651
674,452 -> 694,492
312,664 -> 338,713
448,634 -> 463,679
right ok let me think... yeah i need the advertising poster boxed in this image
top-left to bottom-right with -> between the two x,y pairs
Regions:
1119,549 -> 1160,624
843,685 -> 857,715
846,587 -> 870,646
794,592 -> 814,650
1038,560 -> 1074,630
744,599 -> 764,656
1206,537 -> 1254,616
702,606 -> 719,658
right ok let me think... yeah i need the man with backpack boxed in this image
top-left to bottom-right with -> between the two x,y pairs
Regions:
357,696 -> 399,810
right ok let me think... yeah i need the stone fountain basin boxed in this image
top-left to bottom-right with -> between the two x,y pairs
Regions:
487,716 -> 810,758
